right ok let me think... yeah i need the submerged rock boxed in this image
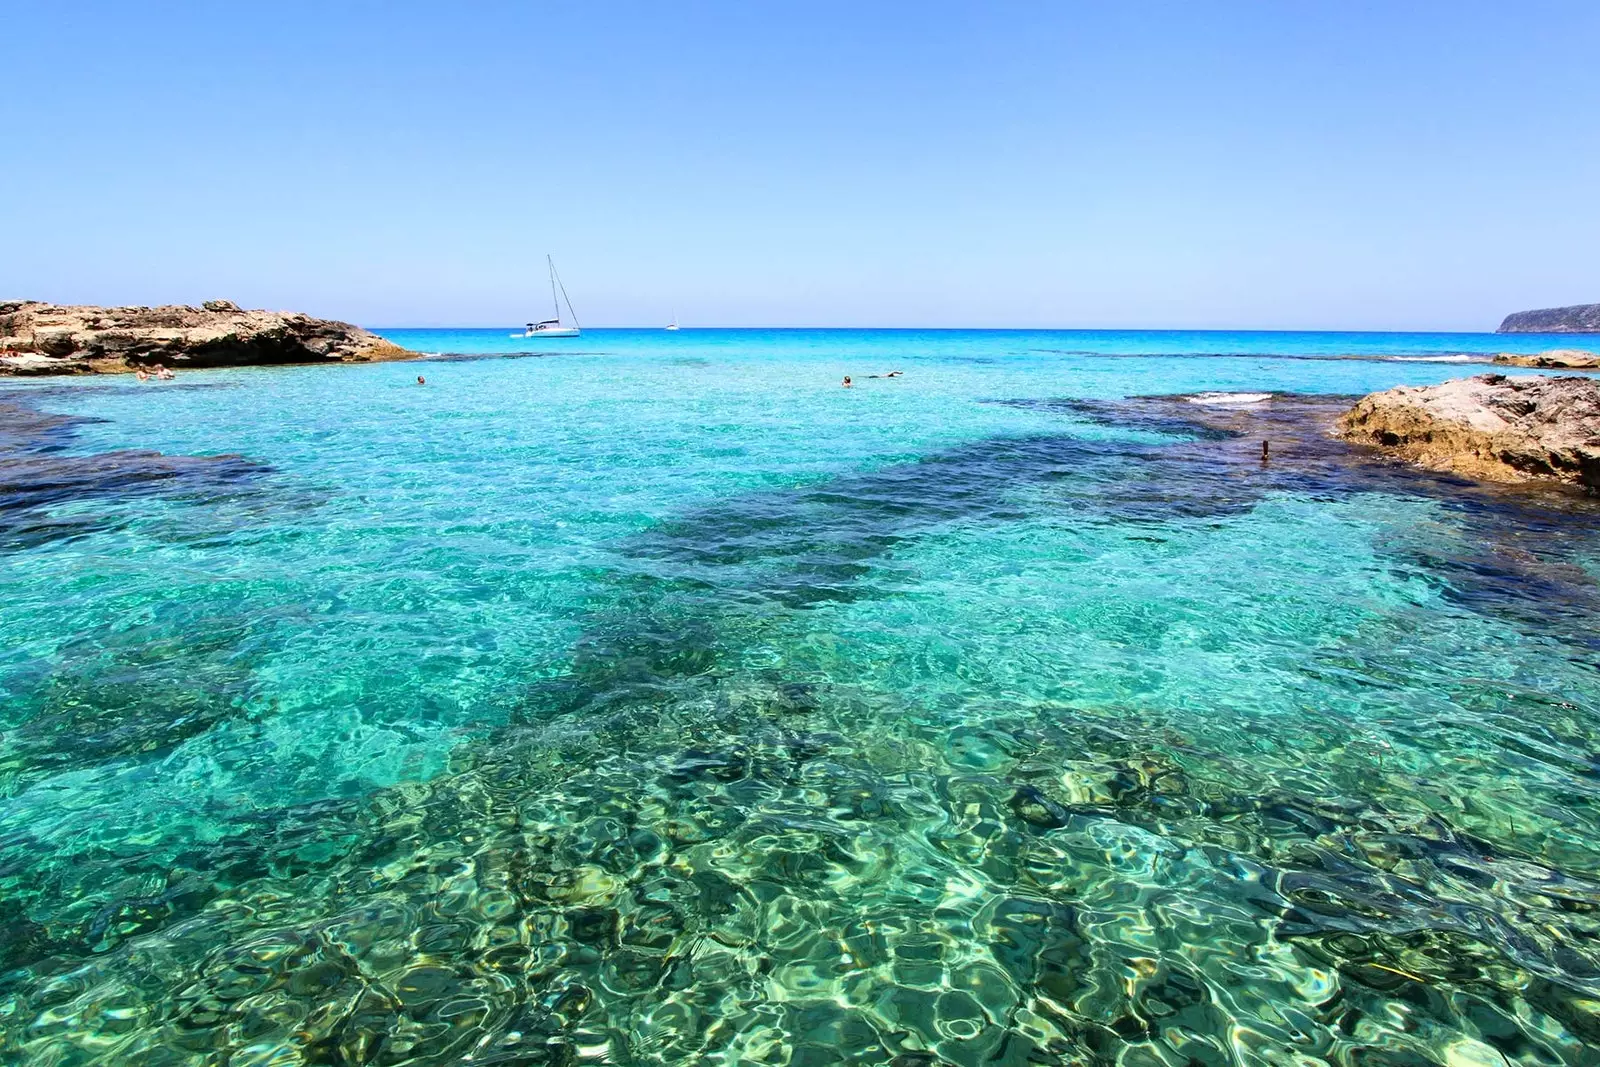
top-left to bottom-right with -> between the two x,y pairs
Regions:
1493,349 -> 1600,369
0,395 -> 272,549
1009,786 -> 1072,829
0,300 -> 418,375
1338,373 -> 1600,491
1497,303 -> 1600,334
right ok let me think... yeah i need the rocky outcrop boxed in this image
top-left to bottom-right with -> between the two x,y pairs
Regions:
1493,349 -> 1600,369
0,301 -> 417,375
1497,304 -> 1600,334
1338,374 -> 1600,491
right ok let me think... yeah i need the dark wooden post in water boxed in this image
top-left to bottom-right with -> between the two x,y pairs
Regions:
1261,440 -> 1270,463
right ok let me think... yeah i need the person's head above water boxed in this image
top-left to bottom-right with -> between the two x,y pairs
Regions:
842,376 -> 852,387
417,375 -> 426,385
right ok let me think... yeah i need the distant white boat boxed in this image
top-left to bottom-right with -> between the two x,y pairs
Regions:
513,256 -> 581,338
665,310 -> 680,332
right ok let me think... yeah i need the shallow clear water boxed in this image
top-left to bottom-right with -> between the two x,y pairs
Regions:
2,329 -> 1600,1066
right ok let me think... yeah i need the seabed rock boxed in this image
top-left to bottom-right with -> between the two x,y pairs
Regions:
0,300 -> 418,375
1338,373 -> 1600,491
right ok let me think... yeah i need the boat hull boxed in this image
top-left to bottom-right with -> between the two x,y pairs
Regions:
515,326 -> 580,338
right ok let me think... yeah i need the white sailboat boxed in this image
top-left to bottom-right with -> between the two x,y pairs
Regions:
514,256 -> 581,338
665,310 -> 680,331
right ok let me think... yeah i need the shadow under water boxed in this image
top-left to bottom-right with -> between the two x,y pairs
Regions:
4,392 -> 1600,1065
0,392 -> 270,550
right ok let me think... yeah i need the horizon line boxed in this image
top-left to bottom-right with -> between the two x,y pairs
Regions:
369,324 -> 1560,336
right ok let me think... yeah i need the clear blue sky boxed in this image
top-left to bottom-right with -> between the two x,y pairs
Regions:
4,1 -> 1596,329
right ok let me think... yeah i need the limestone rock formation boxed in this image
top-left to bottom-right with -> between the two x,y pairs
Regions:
0,301 -> 417,375
1497,304 -> 1600,334
1338,373 -> 1600,491
1492,349 -> 1600,369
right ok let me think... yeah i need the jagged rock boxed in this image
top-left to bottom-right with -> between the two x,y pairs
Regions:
0,301 -> 417,375
1493,349 -> 1600,369
1338,374 -> 1600,491
1497,304 -> 1600,334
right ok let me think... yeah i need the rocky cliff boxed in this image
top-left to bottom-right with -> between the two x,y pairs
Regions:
1338,373 -> 1600,491
1497,304 -> 1600,334
0,301 -> 417,375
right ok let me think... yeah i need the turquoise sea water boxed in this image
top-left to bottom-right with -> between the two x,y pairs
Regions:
3,328 -> 1600,1066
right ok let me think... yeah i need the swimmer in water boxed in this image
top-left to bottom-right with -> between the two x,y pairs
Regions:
842,376 -> 852,388
136,368 -> 150,382
417,375 -> 426,385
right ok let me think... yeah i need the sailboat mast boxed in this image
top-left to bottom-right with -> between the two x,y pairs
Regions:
548,255 -> 560,322
553,260 -> 580,329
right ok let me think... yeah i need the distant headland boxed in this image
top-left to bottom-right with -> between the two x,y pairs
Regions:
0,300 -> 419,376
1497,303 -> 1600,334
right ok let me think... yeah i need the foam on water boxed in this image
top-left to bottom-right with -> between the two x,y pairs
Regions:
1185,391 -> 1273,404
1,329 -> 1598,1066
